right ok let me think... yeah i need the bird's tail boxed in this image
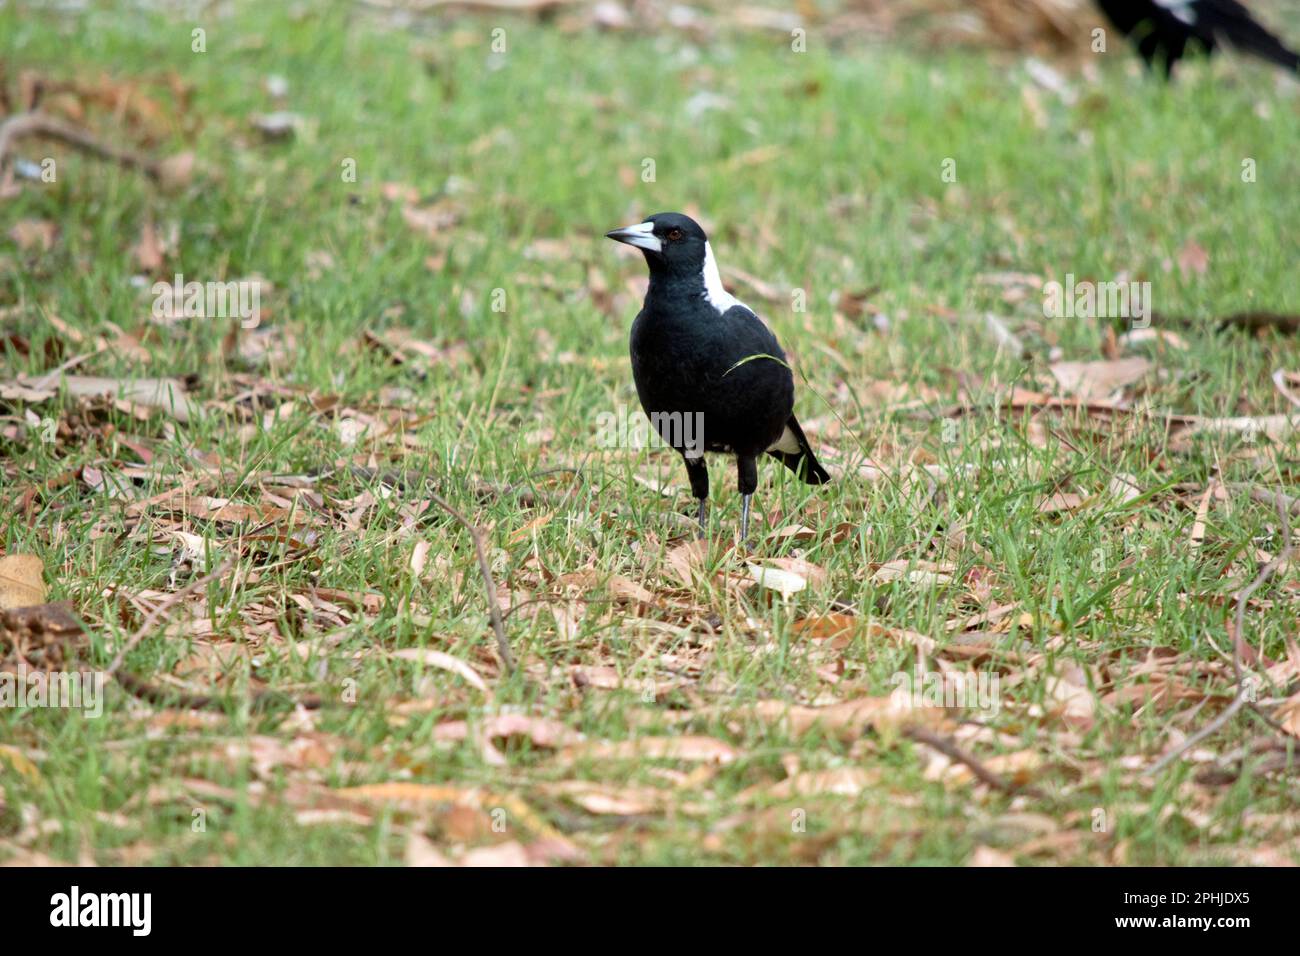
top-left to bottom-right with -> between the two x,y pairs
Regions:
1216,3 -> 1300,72
767,415 -> 831,485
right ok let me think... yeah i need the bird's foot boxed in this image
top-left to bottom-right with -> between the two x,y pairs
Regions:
695,499 -> 708,539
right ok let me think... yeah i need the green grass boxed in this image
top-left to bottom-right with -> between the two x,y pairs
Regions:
2,0 -> 1299,865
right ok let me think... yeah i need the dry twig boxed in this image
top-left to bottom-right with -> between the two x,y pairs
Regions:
428,492 -> 515,673
904,725 -> 1044,799
0,111 -> 160,179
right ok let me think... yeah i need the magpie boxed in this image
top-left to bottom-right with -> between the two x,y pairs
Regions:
605,212 -> 829,542
1094,0 -> 1300,76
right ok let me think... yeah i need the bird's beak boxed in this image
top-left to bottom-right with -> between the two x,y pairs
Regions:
605,221 -> 662,253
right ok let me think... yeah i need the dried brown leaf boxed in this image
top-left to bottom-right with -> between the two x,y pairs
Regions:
391,649 -> 489,692
1177,238 -> 1210,277
561,735 -> 739,765
0,554 -> 46,610
1048,357 -> 1150,401
433,714 -> 582,748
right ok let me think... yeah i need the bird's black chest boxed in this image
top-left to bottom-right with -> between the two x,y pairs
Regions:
629,300 -> 793,458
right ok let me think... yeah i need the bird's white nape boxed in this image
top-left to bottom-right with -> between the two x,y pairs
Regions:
701,241 -> 742,315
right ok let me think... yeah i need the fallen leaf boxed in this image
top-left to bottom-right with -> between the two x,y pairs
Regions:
405,832 -> 453,867
0,554 -> 46,609
336,782 -> 471,804
508,511 -> 554,544
567,665 -> 658,696
335,783 -> 561,841
665,539 -> 707,588
7,219 -> 57,252
1188,481 -> 1215,554
542,781 -> 664,816
401,202 -> 460,239
0,374 -> 202,423
745,694 -> 942,741
742,767 -> 878,801
1118,328 -> 1186,351
409,539 -> 431,577
767,524 -> 818,543
1275,692 -> 1300,740
746,562 -> 807,597
433,714 -> 582,748
1037,491 -> 1088,515
1107,473 -> 1142,505
460,841 -> 532,867
0,744 -> 41,782
1049,357 -> 1151,401
872,559 -> 954,587
607,574 -> 655,605
155,152 -> 196,191
1177,238 -> 1210,277
751,557 -> 826,594
561,735 -> 739,765
295,809 -> 372,827
391,649 -> 489,691
132,219 -> 165,271
1180,413 -> 1300,442
793,612 -> 857,641
441,804 -> 497,842
969,845 -> 1016,867
1045,664 -> 1096,730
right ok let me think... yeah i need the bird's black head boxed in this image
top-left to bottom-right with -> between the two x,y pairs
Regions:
605,212 -> 708,278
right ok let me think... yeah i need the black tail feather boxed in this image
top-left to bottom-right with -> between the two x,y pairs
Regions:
767,415 -> 830,485
1218,7 -> 1300,72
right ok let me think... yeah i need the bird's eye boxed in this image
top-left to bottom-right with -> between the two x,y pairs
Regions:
667,228 -> 683,241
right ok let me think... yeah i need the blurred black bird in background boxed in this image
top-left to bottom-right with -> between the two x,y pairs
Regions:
1094,0 -> 1300,76
606,212 -> 829,542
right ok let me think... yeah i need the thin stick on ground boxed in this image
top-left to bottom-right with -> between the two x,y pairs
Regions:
904,725 -> 1043,799
113,669 -> 324,712
429,491 -> 515,674
0,112 -> 161,179
1146,493 -> 1293,775
1230,483 -> 1300,517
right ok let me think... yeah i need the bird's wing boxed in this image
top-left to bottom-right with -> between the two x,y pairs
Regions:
717,303 -> 787,369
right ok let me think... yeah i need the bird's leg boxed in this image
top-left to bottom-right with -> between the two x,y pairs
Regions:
736,455 -> 758,545
683,454 -> 709,538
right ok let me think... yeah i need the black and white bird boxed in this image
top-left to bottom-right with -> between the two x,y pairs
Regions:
1094,0 -> 1300,76
605,212 -> 829,541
